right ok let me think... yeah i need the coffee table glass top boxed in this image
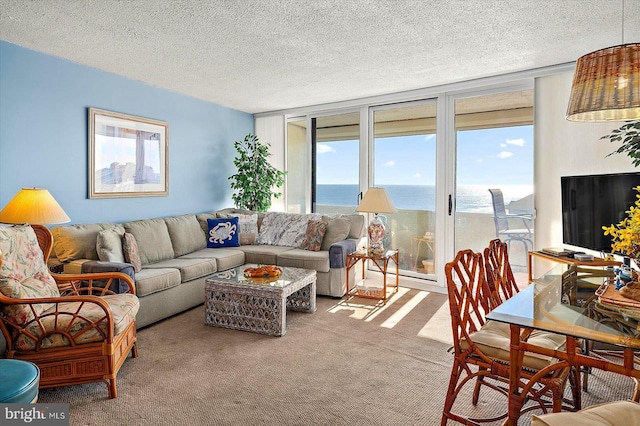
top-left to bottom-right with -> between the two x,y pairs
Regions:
486,264 -> 640,349
207,264 -> 311,288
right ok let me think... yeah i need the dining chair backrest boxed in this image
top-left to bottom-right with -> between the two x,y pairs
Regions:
484,238 -> 520,309
444,249 -> 492,345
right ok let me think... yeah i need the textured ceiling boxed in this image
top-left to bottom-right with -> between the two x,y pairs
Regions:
1,1 -> 639,114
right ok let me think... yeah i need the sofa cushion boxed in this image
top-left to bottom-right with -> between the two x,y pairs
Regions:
14,293 -> 139,351
277,249 -> 331,273
122,232 -> 142,272
180,248 -> 245,271
52,223 -> 124,262
237,245 -> 294,265
96,228 -> 125,263
321,216 -> 351,251
299,220 -> 328,251
207,217 -> 240,248
164,214 -> 207,257
196,213 -> 218,235
134,268 -> 182,297
345,214 -> 366,239
143,258 -> 217,282
124,218 -> 174,265
256,212 -> 322,247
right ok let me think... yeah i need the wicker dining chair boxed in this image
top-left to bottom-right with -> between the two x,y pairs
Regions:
0,224 -> 139,399
483,238 -> 582,407
442,249 -> 576,425
483,238 -> 520,309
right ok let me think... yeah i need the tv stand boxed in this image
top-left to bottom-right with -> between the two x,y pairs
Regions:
527,250 -> 621,282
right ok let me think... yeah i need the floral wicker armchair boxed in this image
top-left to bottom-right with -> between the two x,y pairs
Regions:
0,224 -> 139,399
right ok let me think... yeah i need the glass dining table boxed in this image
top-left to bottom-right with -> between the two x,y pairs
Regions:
486,263 -> 640,425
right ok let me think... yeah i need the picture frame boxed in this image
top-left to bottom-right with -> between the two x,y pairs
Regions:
88,108 -> 169,198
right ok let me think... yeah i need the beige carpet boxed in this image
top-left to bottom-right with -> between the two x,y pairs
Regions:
38,287 -> 635,425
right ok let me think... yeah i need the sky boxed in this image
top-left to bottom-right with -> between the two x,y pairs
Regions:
315,125 -> 534,187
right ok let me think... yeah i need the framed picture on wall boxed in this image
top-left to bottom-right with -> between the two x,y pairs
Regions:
88,108 -> 169,198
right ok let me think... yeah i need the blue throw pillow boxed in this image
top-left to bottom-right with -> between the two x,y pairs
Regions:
207,217 -> 240,248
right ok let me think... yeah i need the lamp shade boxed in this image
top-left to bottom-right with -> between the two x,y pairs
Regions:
356,187 -> 397,214
0,188 -> 70,225
567,43 -> 640,121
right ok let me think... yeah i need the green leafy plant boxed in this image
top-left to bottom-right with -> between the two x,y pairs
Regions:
601,120 -> 640,167
228,134 -> 286,212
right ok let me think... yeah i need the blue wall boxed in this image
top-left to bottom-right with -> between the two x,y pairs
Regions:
0,41 -> 254,224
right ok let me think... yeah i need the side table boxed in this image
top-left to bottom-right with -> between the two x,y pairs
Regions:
345,249 -> 399,304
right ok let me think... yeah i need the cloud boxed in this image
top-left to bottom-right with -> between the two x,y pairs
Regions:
500,143 -> 507,148
497,151 -> 514,159
316,143 -> 335,154
424,134 -> 436,141
506,138 -> 525,147
476,158 -> 484,163
413,172 -> 422,178
384,160 -> 395,167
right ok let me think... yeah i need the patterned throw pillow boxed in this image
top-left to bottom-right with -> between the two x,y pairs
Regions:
237,214 -> 259,245
122,232 -> 142,272
207,217 -> 240,248
299,220 -> 328,251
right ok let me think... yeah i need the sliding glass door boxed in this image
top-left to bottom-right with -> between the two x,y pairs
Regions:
312,112 -> 360,214
372,101 -> 437,277
453,89 -> 534,271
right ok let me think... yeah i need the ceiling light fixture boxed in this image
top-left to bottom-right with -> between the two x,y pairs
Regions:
566,1 -> 639,121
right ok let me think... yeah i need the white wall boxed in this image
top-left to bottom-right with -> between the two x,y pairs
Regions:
534,71 -> 637,254
254,115 -> 286,211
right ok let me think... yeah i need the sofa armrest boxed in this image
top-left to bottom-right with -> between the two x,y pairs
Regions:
80,260 -> 136,294
329,239 -> 357,269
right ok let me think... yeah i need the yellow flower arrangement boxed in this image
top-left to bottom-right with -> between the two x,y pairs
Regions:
603,186 -> 640,260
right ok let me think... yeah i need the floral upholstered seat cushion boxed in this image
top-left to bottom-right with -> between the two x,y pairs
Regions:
14,293 -> 140,351
0,225 -> 61,325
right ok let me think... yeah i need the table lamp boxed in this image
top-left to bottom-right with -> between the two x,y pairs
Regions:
356,187 -> 397,253
0,188 -> 70,225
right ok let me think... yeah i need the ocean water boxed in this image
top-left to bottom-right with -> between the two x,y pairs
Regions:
316,184 -> 533,213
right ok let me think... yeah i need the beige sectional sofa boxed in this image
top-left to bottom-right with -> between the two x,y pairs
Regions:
47,209 -> 366,329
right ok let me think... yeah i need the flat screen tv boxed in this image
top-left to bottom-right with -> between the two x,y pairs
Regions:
562,172 -> 640,253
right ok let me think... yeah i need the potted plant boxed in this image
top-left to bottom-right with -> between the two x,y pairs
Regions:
228,134 -> 286,212
600,120 -> 640,166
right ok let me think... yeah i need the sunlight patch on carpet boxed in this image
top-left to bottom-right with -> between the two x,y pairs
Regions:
380,291 -> 429,329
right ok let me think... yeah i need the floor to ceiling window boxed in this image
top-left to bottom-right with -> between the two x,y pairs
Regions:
372,101 -> 437,277
286,118 -> 308,213
453,89 -> 534,270
283,82 -> 535,285
313,112 -> 360,214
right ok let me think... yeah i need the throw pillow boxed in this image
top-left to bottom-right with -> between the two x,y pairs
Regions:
122,232 -> 142,273
237,214 -> 259,245
96,228 -> 125,263
299,220 -> 328,251
320,216 -> 352,250
256,212 -> 322,247
207,217 -> 240,248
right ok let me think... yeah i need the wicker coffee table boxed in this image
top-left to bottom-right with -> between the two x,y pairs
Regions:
204,265 -> 317,336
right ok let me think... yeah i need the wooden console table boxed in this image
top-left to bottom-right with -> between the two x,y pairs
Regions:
527,250 -> 620,282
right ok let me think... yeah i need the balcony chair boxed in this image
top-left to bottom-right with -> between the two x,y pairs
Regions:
442,249 -> 578,425
488,188 -> 533,254
0,224 -> 139,399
